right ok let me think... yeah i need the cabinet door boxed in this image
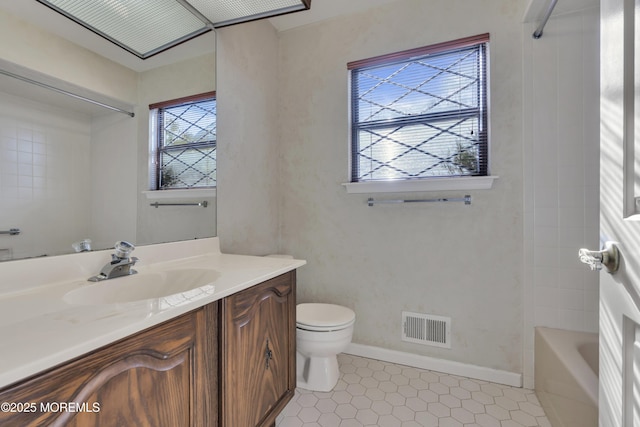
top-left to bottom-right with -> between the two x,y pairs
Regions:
0,304 -> 218,427
221,272 -> 296,427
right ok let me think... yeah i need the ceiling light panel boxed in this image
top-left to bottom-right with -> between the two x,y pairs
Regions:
188,0 -> 310,27
36,0 -> 211,58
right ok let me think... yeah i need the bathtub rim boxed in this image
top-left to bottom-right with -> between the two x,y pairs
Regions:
535,326 -> 598,408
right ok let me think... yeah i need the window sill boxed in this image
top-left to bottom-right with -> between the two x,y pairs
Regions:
342,176 -> 498,194
143,188 -> 217,200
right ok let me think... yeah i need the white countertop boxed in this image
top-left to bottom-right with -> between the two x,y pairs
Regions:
0,238 -> 305,389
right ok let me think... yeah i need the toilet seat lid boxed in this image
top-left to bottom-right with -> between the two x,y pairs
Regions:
297,303 -> 355,330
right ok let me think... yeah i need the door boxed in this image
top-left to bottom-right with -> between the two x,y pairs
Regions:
600,0 -> 640,425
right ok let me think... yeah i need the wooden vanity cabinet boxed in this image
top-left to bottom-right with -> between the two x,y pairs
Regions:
0,304 -> 218,427
0,271 -> 297,427
220,271 -> 296,427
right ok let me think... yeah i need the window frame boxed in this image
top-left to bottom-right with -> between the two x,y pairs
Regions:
149,91 -> 217,191
345,34 -> 496,193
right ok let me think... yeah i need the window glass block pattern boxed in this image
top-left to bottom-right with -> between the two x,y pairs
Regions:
158,98 -> 216,189
351,42 -> 488,182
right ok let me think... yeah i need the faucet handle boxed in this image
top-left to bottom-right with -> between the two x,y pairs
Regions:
114,241 -> 135,259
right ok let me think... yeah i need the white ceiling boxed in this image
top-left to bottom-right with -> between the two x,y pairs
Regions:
523,0 -> 599,23
268,0 -> 402,32
0,0 -> 216,72
0,0 -> 600,117
0,0 -> 599,76
0,0 -> 402,73
0,0 -> 407,116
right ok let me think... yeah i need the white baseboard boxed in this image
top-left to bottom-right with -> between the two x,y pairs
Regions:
344,343 -> 522,388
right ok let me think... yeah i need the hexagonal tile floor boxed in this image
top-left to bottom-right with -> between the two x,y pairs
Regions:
276,354 -> 551,427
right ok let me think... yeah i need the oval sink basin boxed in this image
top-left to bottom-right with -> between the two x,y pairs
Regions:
64,268 -> 219,305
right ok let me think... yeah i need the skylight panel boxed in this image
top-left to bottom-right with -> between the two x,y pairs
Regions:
37,0 -> 211,59
36,0 -> 311,59
189,0 -> 310,27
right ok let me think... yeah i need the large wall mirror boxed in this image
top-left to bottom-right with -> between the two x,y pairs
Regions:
0,3 -> 216,261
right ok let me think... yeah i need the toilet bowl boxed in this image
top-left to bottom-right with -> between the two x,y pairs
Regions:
296,303 -> 356,392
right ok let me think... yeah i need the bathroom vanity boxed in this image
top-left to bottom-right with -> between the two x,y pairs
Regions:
0,238 -> 303,427
220,272 -> 296,427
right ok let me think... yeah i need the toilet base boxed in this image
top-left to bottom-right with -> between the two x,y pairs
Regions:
296,351 -> 340,392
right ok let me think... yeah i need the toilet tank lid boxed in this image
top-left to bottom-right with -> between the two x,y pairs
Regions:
297,303 -> 355,328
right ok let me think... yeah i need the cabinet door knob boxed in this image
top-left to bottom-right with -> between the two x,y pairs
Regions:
265,338 -> 273,369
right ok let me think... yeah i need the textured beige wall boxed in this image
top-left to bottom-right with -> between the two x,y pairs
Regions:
138,54 -> 216,106
277,0 -> 526,373
0,9 -> 136,104
216,20 -> 281,256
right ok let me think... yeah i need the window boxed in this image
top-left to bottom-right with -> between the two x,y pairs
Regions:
150,92 -> 216,190
349,34 -> 489,184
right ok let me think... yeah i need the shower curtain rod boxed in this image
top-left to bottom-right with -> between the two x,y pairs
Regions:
0,68 -> 135,117
532,0 -> 558,39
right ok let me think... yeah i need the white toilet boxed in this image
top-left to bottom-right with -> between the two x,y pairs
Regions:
296,303 -> 356,392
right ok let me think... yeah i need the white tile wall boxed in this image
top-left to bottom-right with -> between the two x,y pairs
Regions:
522,6 -> 600,387
0,92 -> 92,259
530,6 -> 600,332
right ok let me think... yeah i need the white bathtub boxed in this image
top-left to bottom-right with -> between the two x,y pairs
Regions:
535,327 -> 598,427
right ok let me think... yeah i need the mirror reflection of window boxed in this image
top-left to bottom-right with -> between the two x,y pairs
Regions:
149,92 -> 217,190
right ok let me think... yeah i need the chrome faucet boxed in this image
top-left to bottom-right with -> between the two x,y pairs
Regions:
88,241 -> 138,282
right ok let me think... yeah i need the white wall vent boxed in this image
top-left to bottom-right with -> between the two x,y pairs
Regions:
402,312 -> 451,349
